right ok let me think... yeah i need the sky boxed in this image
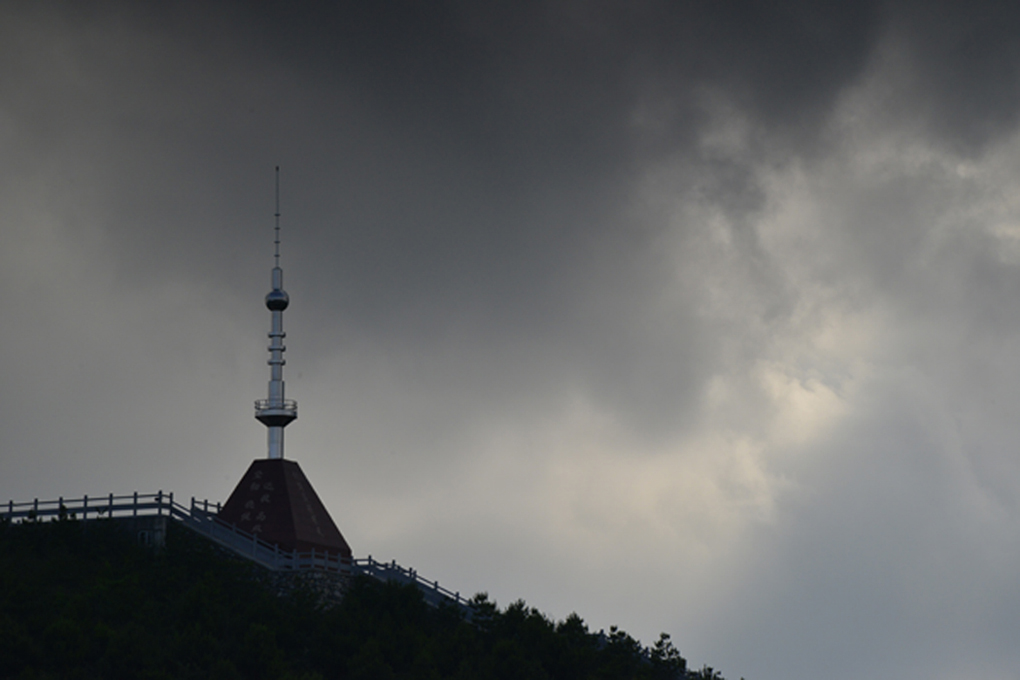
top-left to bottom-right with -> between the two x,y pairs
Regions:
3,1 -> 1020,678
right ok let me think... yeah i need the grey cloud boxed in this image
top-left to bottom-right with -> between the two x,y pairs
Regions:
6,3 -> 1020,680
885,0 -> 1020,152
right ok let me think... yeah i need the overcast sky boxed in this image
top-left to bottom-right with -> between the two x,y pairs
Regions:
5,1 -> 1020,678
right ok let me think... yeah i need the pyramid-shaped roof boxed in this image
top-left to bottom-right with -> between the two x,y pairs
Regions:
218,459 -> 351,558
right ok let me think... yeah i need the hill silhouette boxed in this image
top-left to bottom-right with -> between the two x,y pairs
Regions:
0,516 -> 731,679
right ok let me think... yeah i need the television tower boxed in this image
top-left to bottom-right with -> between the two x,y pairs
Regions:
218,168 -> 351,563
254,167 -> 297,459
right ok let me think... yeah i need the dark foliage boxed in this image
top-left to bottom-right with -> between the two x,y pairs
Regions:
0,518 -> 724,679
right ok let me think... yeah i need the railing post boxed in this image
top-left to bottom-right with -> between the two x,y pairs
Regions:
108,493 -> 113,516
156,490 -> 162,516
82,495 -> 88,527
168,491 -> 173,513
133,492 -> 138,517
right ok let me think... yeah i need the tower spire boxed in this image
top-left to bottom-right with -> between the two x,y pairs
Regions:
274,166 -> 281,268
255,166 -> 297,459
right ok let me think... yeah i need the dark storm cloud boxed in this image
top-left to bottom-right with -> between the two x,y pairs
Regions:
5,0 -> 1013,337
106,0 -> 881,303
248,0 -> 884,276
174,0 -> 884,437
885,0 -> 1020,151
1,0 -> 886,329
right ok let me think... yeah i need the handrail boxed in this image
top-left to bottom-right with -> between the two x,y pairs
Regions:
174,497 -> 350,574
1,492 -> 469,610
254,399 -> 297,411
353,556 -> 468,608
0,491 -> 348,572
1,491 -> 179,522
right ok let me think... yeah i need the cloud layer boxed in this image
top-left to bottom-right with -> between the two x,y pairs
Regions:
4,3 -> 1020,678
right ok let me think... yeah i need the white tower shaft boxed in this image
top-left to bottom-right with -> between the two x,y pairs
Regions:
254,169 -> 296,458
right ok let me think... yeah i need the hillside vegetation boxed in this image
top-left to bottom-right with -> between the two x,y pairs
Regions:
0,516 -> 732,680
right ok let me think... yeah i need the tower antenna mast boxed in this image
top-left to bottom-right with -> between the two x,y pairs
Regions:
255,166 -> 297,459
274,167 -> 281,268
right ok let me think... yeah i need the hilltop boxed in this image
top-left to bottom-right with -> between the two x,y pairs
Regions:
0,517 -> 732,679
